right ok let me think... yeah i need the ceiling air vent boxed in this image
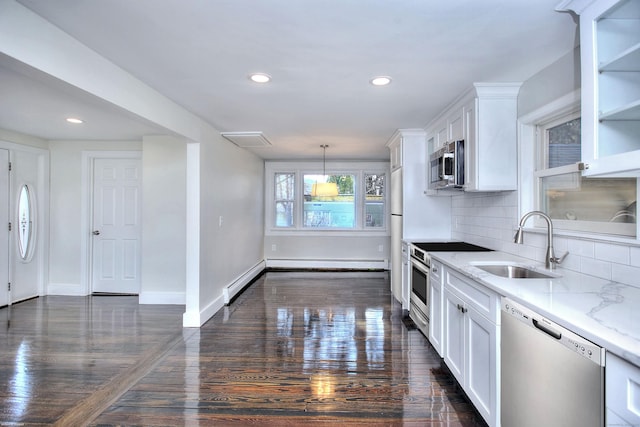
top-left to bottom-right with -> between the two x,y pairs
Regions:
220,131 -> 272,148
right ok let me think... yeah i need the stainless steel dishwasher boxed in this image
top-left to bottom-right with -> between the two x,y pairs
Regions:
501,298 -> 605,427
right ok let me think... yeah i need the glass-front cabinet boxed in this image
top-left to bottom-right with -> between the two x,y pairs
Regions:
559,0 -> 640,176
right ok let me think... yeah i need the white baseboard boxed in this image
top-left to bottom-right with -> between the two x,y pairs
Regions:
223,260 -> 265,304
47,283 -> 86,296
183,294 -> 225,328
183,261 -> 265,327
265,259 -> 389,270
139,291 -> 185,305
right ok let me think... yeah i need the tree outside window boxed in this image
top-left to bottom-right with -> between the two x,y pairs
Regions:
303,174 -> 355,228
275,173 -> 295,227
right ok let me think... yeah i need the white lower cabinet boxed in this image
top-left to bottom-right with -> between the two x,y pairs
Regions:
428,259 -> 443,355
607,352 -> 640,426
442,266 -> 500,427
401,241 -> 410,311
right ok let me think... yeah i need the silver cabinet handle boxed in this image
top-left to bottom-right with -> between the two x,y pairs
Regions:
92,230 -> 100,236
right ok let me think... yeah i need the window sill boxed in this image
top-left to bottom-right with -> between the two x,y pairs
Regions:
520,226 -> 640,247
265,228 -> 389,237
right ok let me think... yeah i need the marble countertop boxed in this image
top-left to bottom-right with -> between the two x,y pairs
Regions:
429,251 -> 640,367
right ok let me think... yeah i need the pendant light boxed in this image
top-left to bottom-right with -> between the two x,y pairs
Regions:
311,145 -> 339,197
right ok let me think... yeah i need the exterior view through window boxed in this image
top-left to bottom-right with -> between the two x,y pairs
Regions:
270,166 -> 386,231
303,174 -> 355,228
365,173 -> 385,228
536,115 -> 637,236
275,173 -> 295,227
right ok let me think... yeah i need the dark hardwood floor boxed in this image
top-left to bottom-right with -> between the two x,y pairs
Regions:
0,271 -> 487,426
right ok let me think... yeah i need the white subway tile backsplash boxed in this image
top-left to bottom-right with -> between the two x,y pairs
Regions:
612,264 -> 640,288
580,258 -> 612,280
568,239 -> 595,258
594,242 -> 630,265
630,247 -> 640,267
560,253 -> 581,272
554,236 -> 569,254
451,191 -> 639,287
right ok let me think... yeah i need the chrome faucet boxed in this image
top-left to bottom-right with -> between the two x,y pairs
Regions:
514,211 -> 568,270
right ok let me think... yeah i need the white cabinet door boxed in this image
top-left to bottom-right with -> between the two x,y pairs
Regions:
466,305 -> 498,427
436,121 -> 448,150
389,139 -> 402,171
607,352 -> 640,426
560,0 -> 640,177
401,241 -> 410,310
440,267 -> 500,427
449,107 -> 464,142
428,260 -> 443,356
443,287 -> 465,384
429,281 -> 443,354
464,84 -> 520,192
464,98 -> 478,191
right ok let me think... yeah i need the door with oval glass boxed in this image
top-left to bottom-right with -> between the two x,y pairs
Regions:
9,150 -> 41,303
92,158 -> 142,294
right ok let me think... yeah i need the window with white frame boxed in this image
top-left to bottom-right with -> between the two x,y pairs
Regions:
364,173 -> 385,228
267,162 -> 387,232
534,112 -> 637,236
303,173 -> 356,228
275,173 -> 295,227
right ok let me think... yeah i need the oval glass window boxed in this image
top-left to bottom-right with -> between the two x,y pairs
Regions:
17,185 -> 33,260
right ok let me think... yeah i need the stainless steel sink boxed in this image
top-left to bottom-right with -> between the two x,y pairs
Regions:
474,264 -> 557,279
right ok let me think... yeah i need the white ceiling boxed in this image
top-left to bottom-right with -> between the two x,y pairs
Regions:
3,0 -> 577,160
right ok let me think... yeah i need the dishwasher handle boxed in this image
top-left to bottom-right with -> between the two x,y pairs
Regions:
533,318 -> 562,340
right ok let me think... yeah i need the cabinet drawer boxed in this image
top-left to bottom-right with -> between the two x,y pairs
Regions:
607,352 -> 640,426
444,269 -> 500,323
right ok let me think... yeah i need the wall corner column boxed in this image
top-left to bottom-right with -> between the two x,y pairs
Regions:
183,141 -> 201,327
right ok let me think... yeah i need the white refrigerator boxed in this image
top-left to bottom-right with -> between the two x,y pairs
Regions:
390,168 -> 403,302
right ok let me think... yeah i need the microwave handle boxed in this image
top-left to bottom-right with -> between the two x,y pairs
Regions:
441,152 -> 454,179
453,140 -> 465,186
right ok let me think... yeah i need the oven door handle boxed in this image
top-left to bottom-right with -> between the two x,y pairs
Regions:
410,257 -> 430,274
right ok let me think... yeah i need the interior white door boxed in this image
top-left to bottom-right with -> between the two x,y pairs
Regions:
92,158 -> 142,294
0,149 -> 9,307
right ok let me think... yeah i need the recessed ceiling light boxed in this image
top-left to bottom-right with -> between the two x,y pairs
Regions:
249,73 -> 271,83
370,76 -> 392,86
66,117 -> 84,124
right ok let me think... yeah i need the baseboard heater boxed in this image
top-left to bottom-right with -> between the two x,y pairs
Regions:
265,259 -> 389,270
223,261 -> 266,305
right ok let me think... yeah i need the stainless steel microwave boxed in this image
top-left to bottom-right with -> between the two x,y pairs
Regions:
429,140 -> 465,190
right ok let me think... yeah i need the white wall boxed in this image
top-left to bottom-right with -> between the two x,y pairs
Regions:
265,235 -> 389,266
518,47 -> 581,118
2,3 -> 267,327
48,140 -> 141,294
140,136 -> 187,304
451,47 -> 640,289
199,134 -> 265,313
0,129 -> 48,151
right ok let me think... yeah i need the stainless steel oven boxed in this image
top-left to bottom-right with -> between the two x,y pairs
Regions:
408,242 -> 492,337
409,246 -> 430,336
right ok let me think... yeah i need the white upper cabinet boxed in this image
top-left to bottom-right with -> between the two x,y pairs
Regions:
389,134 -> 403,171
425,82 -> 521,193
558,0 -> 640,177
